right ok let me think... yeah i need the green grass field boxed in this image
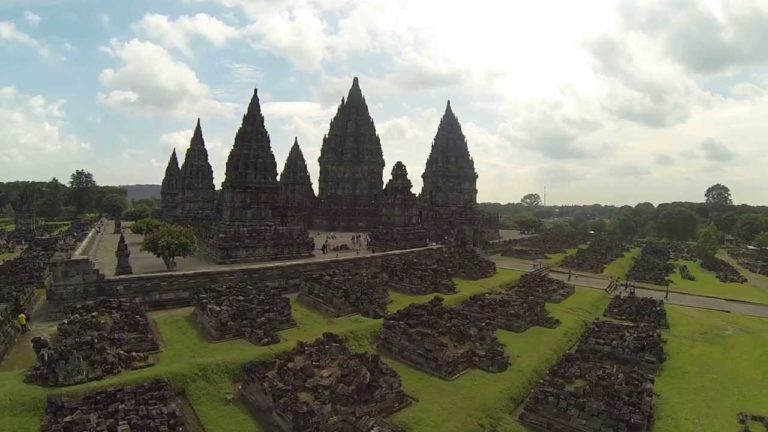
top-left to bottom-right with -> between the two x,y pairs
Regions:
668,259 -> 768,304
544,245 -> 585,267
601,247 -> 640,279
655,305 -> 768,431
0,270 -> 609,432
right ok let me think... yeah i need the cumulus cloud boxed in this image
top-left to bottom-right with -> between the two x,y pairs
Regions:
98,39 -> 235,118
699,137 -> 737,162
24,11 -> 40,27
133,13 -> 240,56
0,86 -> 90,176
618,0 -> 768,74
0,21 -> 50,57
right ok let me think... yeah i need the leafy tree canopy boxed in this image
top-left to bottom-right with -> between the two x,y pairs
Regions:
141,224 -> 197,271
695,224 -> 721,265
520,193 -> 542,207
705,183 -> 733,206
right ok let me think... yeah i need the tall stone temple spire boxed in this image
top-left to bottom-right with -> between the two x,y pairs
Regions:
279,137 -> 316,227
420,101 -> 490,245
114,233 -> 133,276
315,77 -> 385,230
217,89 -> 279,222
371,161 -> 427,251
160,149 -> 181,221
178,119 -> 216,223
207,89 -> 313,263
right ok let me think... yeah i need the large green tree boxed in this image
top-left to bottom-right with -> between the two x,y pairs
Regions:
142,224 -> 197,270
513,213 -> 542,233
755,232 -> 768,249
695,224 -> 721,265
131,218 -> 165,237
68,170 -> 97,215
735,214 -> 768,242
99,194 -> 128,219
520,193 -> 542,207
705,183 -> 733,206
656,206 -> 699,241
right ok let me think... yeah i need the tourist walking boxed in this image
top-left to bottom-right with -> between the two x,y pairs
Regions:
17,312 -> 28,333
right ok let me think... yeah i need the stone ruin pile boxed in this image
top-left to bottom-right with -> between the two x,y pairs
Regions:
701,257 -> 747,283
437,246 -> 496,280
679,264 -> 695,281
575,321 -> 666,372
194,281 -> 295,345
605,294 -> 668,329
0,225 -> 93,363
628,241 -> 673,285
738,412 -> 768,432
40,378 -> 188,432
299,270 -> 389,318
458,292 -> 559,333
382,254 -> 456,295
512,272 -> 575,303
667,242 -> 696,261
241,332 -> 408,432
561,236 -> 627,273
501,230 -> 588,260
730,248 -> 768,276
455,272 -> 576,334
520,295 -> 668,432
378,297 -> 509,380
25,299 -> 158,386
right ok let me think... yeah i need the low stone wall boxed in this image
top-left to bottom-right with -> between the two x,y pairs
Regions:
48,246 -> 445,313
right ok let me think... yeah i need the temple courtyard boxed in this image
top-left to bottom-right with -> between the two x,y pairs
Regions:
2,263 -> 768,431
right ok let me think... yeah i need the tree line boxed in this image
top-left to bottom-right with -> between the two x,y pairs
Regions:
480,184 -> 768,247
0,170 -> 159,222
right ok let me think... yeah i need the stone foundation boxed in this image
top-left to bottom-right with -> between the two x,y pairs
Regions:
205,222 -> 314,264
194,281 -> 294,345
41,378 -> 190,432
378,297 -> 509,380
298,270 -> 389,318
241,333 -> 409,432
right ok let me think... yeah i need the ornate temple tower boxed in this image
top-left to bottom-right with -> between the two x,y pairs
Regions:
206,89 -> 314,263
160,149 -> 181,222
279,138 -> 316,228
315,77 -> 385,231
371,161 -> 427,251
420,101 -> 488,245
178,119 -> 216,224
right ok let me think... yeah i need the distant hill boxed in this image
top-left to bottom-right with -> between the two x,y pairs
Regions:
120,184 -> 161,201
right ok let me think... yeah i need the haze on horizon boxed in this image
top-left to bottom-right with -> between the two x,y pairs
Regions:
1,0 -> 767,206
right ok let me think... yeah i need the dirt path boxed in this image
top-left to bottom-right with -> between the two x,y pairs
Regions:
0,293 -> 58,372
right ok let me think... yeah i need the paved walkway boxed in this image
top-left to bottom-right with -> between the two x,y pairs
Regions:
493,255 -> 768,318
94,220 -> 379,276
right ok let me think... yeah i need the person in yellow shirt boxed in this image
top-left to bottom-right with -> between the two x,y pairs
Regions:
17,313 -> 28,333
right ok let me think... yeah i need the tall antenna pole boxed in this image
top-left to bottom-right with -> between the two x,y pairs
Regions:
543,186 -> 547,206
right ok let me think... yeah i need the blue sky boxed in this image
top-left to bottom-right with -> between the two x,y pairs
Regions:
2,0 -> 768,205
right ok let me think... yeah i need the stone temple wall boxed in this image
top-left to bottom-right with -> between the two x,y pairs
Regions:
47,246 -> 446,315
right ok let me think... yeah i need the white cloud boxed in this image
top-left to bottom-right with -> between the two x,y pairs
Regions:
23,11 -> 40,27
133,13 -> 240,56
0,86 -> 91,177
0,21 -> 50,57
98,38 -> 236,118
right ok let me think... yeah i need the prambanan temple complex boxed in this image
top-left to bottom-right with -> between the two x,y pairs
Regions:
159,77 -> 499,263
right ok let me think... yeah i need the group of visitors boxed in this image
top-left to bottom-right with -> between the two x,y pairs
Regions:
318,232 -> 372,256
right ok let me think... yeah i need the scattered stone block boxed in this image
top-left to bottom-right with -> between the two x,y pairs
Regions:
378,297 -> 509,380
194,281 -> 294,345
40,378 -> 189,432
241,333 -> 409,432
299,270 -> 389,318
25,299 -> 158,386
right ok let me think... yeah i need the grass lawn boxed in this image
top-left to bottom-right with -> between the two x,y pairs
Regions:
0,251 -> 19,263
668,259 -> 768,304
388,287 -> 609,432
601,247 -> 640,279
655,305 -> 768,431
544,245 -> 585,267
0,270 -> 607,432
